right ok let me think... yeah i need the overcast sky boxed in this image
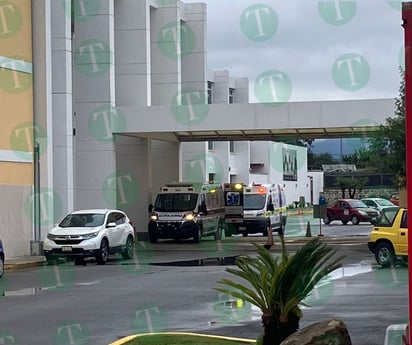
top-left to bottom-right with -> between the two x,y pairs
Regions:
183,0 -> 404,103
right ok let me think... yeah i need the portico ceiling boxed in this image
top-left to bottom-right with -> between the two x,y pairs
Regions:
120,98 -> 395,142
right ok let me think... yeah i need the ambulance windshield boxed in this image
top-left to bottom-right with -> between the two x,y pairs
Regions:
154,193 -> 198,212
244,194 -> 266,210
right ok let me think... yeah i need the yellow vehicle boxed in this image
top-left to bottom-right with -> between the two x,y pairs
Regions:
367,206 -> 407,267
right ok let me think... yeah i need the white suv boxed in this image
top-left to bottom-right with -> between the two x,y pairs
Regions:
43,209 -> 135,264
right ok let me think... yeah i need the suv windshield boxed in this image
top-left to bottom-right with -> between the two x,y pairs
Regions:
244,194 -> 266,210
59,213 -> 105,227
154,193 -> 198,212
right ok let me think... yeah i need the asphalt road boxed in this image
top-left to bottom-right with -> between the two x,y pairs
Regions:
0,220 -> 407,345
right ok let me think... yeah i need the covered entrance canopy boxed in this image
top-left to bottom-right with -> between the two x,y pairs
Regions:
120,98 -> 395,141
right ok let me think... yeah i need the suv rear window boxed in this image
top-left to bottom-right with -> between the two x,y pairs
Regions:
373,207 -> 400,226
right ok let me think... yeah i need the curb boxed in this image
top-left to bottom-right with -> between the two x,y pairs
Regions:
3,236 -> 367,272
5,260 -> 45,272
108,332 -> 255,345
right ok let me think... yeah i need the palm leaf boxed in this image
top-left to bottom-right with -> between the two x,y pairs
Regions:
215,237 -> 345,325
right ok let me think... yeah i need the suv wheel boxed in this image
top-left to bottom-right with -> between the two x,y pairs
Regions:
351,215 -> 360,225
45,255 -> 57,266
122,236 -> 134,260
96,239 -> 109,265
375,242 -> 395,267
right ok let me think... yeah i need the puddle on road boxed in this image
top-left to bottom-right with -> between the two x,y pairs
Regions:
0,280 -> 101,297
149,256 -> 238,266
329,260 -> 373,280
210,261 -> 375,323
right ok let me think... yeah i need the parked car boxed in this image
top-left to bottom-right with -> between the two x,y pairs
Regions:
368,206 -> 407,267
390,194 -> 400,206
361,197 -> 398,213
43,209 -> 135,264
323,199 -> 380,225
0,239 -> 4,278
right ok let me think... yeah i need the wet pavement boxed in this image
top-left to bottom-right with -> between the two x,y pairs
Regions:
0,233 -> 406,345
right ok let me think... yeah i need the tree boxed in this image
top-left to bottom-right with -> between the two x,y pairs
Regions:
342,148 -> 371,170
335,176 -> 368,198
335,176 -> 352,198
368,68 -> 406,186
214,237 -> 344,345
308,152 -> 336,169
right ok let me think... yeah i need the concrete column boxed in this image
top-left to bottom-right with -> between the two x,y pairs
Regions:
50,0 -> 74,218
32,0 -> 56,246
72,0 -> 117,209
150,1 -> 182,105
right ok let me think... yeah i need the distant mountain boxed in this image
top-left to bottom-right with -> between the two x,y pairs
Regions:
310,138 -> 368,160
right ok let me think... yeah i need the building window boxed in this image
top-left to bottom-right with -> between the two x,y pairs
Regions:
208,141 -> 214,151
229,141 -> 235,153
229,88 -> 235,104
207,81 -> 214,104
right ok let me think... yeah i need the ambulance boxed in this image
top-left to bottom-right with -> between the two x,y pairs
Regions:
148,182 -> 226,243
237,183 -> 287,236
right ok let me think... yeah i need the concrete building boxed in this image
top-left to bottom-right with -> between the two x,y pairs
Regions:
0,0 -> 392,257
1,0 -> 256,257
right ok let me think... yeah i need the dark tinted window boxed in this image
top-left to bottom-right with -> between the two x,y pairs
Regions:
154,193 -> 198,212
401,210 -> 408,228
59,213 -> 105,227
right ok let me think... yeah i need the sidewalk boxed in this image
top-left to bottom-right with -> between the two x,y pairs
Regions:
5,255 -> 45,272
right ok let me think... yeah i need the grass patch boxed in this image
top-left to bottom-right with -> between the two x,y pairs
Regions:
122,333 -> 255,345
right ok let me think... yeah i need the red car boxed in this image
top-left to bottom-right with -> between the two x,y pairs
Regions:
323,199 -> 380,225
390,195 -> 399,206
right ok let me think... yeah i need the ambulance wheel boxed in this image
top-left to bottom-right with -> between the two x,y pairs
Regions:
242,232 -> 248,237
262,224 -> 269,237
193,227 -> 202,243
215,221 -> 224,240
225,224 -> 235,237
149,230 -> 158,243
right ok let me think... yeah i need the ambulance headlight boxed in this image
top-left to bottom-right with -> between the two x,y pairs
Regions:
184,213 -> 195,221
150,214 -> 158,221
256,211 -> 264,216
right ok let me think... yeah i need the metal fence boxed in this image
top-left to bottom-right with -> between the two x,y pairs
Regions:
324,173 -> 396,188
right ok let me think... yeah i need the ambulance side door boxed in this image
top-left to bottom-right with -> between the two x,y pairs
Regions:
268,194 -> 278,227
198,193 -> 211,235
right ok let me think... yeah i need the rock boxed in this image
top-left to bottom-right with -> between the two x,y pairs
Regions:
280,319 -> 352,345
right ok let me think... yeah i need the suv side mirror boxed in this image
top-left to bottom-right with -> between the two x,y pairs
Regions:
148,204 -> 153,213
107,222 -> 117,228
